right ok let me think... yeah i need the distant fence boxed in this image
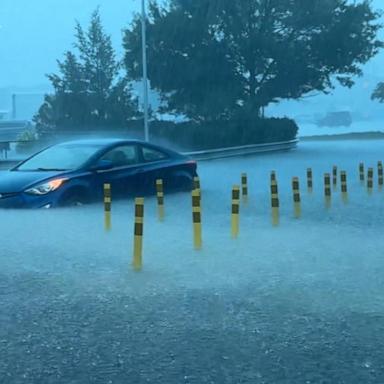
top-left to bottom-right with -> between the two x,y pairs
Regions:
0,120 -> 32,139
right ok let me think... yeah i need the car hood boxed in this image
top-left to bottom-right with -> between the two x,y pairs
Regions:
0,170 -> 67,193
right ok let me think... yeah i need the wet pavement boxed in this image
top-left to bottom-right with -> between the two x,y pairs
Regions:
1,140 -> 384,383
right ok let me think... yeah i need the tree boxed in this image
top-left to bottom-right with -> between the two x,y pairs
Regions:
372,82 -> 384,103
123,0 -> 382,122
35,10 -> 138,134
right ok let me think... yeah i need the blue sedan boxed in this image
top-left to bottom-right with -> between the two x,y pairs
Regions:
0,139 -> 198,208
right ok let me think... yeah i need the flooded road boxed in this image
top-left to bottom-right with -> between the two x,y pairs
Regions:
1,140 -> 384,383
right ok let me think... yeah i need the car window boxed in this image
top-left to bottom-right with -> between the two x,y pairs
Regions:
16,144 -> 103,171
101,145 -> 138,167
142,146 -> 168,162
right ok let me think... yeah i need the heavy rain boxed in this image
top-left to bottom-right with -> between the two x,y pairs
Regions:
1,1 -> 384,383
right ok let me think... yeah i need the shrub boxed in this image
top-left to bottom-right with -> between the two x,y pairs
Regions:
147,117 -> 298,151
16,128 -> 39,154
34,116 -> 298,152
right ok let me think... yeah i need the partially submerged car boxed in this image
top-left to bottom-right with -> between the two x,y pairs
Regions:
0,139 -> 198,208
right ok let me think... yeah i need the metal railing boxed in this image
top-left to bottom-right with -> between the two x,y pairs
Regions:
0,140 -> 34,160
183,139 -> 298,160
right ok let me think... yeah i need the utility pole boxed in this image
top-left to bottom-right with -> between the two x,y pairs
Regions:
12,94 -> 16,120
141,0 -> 149,142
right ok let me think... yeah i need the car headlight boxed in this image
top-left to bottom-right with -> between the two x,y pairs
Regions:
25,178 -> 67,195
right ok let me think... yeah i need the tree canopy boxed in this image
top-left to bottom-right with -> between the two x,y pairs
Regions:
35,10 -> 138,134
123,0 -> 383,122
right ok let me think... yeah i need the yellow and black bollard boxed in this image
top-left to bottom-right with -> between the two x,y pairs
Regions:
367,167 -> 374,194
241,173 -> 248,204
156,179 -> 165,221
193,176 -> 201,192
332,166 -> 338,190
103,183 -> 111,231
270,178 -> 279,226
231,186 -> 240,238
324,173 -> 331,208
193,176 -> 201,202
378,161 -> 383,189
340,171 -> 348,203
192,189 -> 202,250
132,197 -> 144,271
307,168 -> 313,193
292,177 -> 301,219
270,170 -> 277,182
359,162 -> 365,183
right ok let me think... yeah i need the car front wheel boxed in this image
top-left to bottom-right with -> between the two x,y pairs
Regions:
59,189 -> 89,207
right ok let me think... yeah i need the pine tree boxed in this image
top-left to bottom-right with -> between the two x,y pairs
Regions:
35,9 -> 139,135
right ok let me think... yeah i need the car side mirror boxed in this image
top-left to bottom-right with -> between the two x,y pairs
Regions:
91,159 -> 114,171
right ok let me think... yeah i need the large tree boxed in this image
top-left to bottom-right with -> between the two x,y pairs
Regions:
35,10 -> 138,134
123,0 -> 382,122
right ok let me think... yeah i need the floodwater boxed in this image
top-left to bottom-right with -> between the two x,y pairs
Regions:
1,140 -> 384,383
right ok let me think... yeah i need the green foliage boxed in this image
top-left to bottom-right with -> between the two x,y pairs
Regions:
16,128 -> 39,154
372,82 -> 384,103
35,9 -> 139,135
123,0 -> 382,122
145,117 -> 298,150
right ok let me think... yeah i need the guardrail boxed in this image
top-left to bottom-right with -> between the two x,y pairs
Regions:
0,140 -> 33,160
183,139 -> 299,160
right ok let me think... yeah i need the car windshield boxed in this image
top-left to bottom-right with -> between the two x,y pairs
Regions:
15,144 -> 102,171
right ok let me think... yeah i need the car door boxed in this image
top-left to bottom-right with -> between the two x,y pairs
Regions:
135,145 -> 170,195
93,144 -> 142,199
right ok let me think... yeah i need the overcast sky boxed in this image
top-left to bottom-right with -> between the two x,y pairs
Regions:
0,0 -> 383,89
0,0 -> 140,88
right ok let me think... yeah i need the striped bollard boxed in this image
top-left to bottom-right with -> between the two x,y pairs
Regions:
359,163 -> 365,183
367,168 -> 373,194
103,183 -> 111,231
307,168 -> 313,193
241,173 -> 248,204
270,177 -> 279,226
292,177 -> 301,219
132,198 -> 144,271
270,170 -> 276,182
332,166 -> 338,190
192,190 -> 202,250
340,171 -> 348,203
378,161 -> 383,189
156,179 -> 165,221
231,186 -> 240,238
324,173 -> 331,208
193,176 -> 201,199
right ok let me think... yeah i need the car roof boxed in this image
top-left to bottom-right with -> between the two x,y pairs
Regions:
54,138 -> 183,158
56,138 -> 142,146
